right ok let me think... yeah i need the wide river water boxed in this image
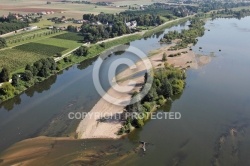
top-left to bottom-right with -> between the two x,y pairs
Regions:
0,17 -> 250,166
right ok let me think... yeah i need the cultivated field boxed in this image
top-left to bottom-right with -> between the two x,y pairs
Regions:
0,32 -> 83,73
0,0 -> 156,73
0,0 -> 134,19
0,49 -> 50,73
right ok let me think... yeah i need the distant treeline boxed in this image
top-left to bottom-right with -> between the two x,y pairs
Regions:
198,2 -> 250,13
213,8 -> 250,18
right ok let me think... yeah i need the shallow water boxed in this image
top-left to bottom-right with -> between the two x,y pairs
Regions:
123,16 -> 250,166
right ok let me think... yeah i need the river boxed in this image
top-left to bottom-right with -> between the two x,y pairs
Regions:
0,17 -> 250,166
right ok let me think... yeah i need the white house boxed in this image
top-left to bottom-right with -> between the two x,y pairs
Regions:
126,20 -> 137,29
26,26 -> 38,31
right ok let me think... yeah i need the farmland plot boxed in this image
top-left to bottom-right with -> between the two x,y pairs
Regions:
0,49 -> 49,72
52,32 -> 83,42
14,43 -> 67,56
35,38 -> 81,54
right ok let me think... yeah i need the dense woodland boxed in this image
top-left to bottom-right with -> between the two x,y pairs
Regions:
119,64 -> 186,133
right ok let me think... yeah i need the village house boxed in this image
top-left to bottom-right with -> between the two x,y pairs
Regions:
125,20 -> 137,29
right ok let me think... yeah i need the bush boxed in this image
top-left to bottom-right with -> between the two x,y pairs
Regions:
162,52 -> 167,61
157,99 -> 165,106
100,42 -> 106,48
74,46 -> 88,56
143,102 -> 152,112
0,67 -> 10,82
0,82 -> 15,98
133,118 -> 144,128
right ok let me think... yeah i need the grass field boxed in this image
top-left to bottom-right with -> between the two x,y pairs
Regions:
5,30 -> 66,47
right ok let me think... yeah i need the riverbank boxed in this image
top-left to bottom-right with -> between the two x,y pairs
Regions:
76,41 -> 211,139
0,16 -> 193,103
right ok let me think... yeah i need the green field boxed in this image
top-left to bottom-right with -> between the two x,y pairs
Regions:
5,29 -> 65,47
0,49 -> 50,73
14,42 -> 67,56
35,38 -> 81,54
52,32 -> 83,42
0,32 -> 83,73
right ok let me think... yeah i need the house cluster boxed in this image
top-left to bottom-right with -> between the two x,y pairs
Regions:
48,25 -> 82,32
48,16 -> 88,25
40,11 -> 55,15
2,11 -> 56,23
73,19 -> 87,24
4,11 -> 55,19
125,20 -> 137,29
2,13 -> 39,21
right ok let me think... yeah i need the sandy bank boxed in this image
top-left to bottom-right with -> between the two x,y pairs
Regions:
76,43 -> 211,139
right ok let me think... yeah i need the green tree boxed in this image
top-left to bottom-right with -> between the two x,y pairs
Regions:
0,67 -> 10,82
23,70 -> 33,81
11,74 -> 19,86
38,66 -> 50,77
